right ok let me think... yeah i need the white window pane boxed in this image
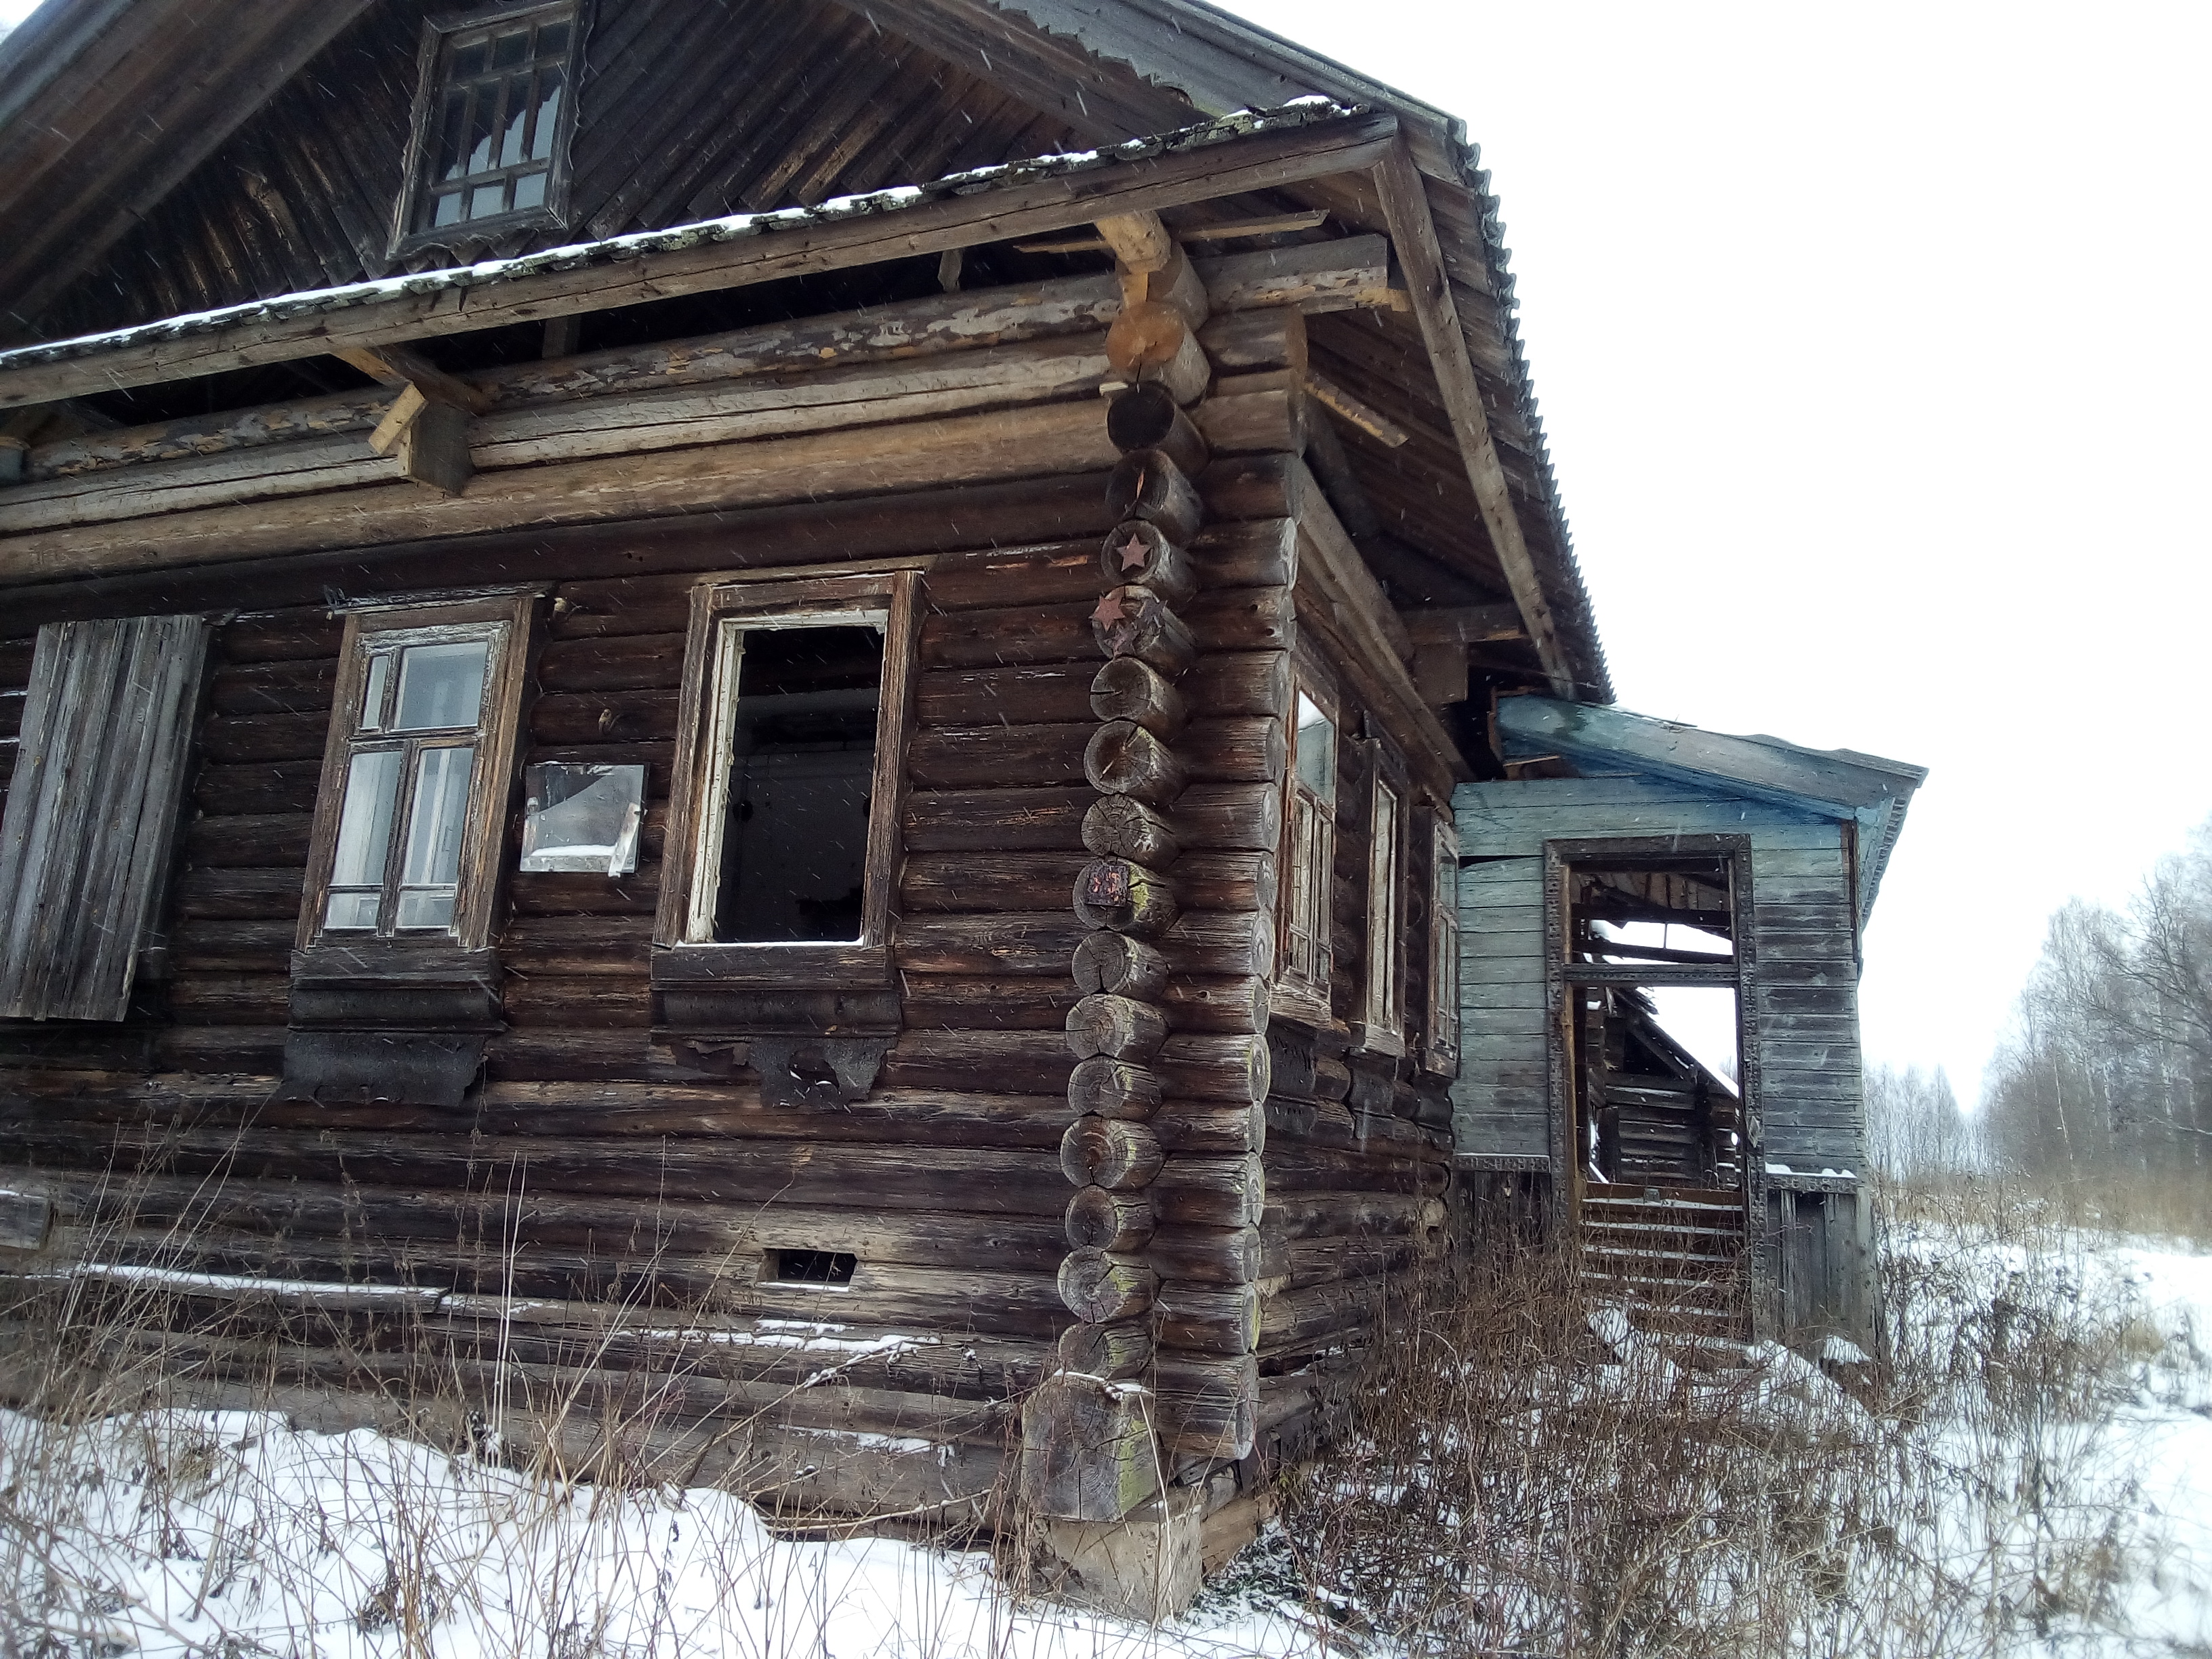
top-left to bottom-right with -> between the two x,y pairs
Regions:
361,652 -> 393,731
1295,692 -> 1336,805
395,890 -> 458,930
324,890 -> 382,930
394,640 -> 488,731
511,168 -> 548,210
401,744 -> 475,895
330,749 -> 401,889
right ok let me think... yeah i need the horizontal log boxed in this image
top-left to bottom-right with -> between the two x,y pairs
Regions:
894,912 -> 1084,976
1065,993 -> 1168,1063
901,976 -> 1080,1030
907,723 -> 1090,789
1073,857 -> 1179,940
0,400 -> 1120,581
1193,388 -> 1304,457
1105,385 -> 1208,478
1153,1281 -> 1261,1356
1058,1249 -> 1157,1323
1089,653 -> 1187,737
1059,1115 -> 1164,1191
1190,521 -> 1296,591
1147,1226 -> 1263,1286
0,1123 -> 1073,1215
1065,1186 -> 1154,1253
1082,795 -> 1181,869
899,851 -> 1082,912
173,865 -> 305,921
901,788 -> 1089,852
1105,302 -> 1209,405
1179,716 -> 1286,784
1150,1154 -> 1265,1228
1152,1102 -> 1268,1157
1071,932 -> 1168,1002
530,689 -> 679,746
1160,975 -> 1270,1035
1184,586 -> 1295,653
1196,307 -> 1307,374
1056,1318 -> 1151,1381
1160,909 -> 1273,978
537,632 -> 688,693
1105,449 -> 1204,543
207,656 -> 337,716
880,1030 -> 1072,1094
916,662 -> 1096,726
924,539 -> 1097,611
1066,1056 -> 1162,1121
1151,1352 -> 1258,1460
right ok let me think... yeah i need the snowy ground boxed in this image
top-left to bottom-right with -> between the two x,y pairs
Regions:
3,1229 -> 2207,1659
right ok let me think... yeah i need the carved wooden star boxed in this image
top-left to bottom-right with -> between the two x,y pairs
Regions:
1118,533 -> 1150,571
1091,591 -> 1128,628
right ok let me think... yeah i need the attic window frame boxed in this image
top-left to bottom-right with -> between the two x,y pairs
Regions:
390,0 -> 588,259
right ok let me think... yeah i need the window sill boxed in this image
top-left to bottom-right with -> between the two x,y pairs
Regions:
1349,1022 -> 1406,1059
1268,979 -> 1332,1030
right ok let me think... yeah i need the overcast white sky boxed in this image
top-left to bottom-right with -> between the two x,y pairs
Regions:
1220,0 -> 2212,1103
2,0 -> 2206,1101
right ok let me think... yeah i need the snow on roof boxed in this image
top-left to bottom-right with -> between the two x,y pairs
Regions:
0,96 -> 1364,375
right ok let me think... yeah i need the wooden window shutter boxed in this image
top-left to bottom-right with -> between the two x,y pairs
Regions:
0,616 -> 209,1021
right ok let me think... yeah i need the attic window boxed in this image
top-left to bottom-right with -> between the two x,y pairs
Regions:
394,3 -> 583,252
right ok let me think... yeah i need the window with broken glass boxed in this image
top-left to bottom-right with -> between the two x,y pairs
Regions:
394,2 -> 583,252
302,597 -> 533,951
657,573 -> 918,980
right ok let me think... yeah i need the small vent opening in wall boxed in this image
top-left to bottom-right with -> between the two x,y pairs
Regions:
770,1248 -> 856,1286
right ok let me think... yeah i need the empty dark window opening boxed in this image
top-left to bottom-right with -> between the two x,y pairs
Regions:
703,622 -> 884,944
770,1249 -> 856,1287
398,3 -> 582,249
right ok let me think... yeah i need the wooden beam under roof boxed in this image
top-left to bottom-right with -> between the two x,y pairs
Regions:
0,110 -> 1399,410
1368,144 -> 1576,700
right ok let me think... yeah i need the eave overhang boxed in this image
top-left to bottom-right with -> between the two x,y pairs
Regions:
1496,695 -> 1927,930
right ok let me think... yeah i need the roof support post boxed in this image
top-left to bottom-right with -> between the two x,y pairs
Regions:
1370,144 -> 1576,699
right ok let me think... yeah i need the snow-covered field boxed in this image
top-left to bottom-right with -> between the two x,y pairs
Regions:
3,1227 -> 2207,1659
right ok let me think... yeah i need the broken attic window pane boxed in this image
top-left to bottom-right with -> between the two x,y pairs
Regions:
712,621 -> 884,945
520,762 -> 644,875
1573,860 -> 1736,963
408,5 -> 577,237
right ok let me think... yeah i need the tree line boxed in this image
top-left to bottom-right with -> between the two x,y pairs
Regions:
1868,816 -> 2211,1184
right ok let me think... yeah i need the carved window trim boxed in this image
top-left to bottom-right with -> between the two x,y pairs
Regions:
390,1 -> 588,259
1271,668 -> 1341,1027
1353,748 -> 1408,1057
295,594 -> 536,972
1420,811 -> 1460,1078
653,569 -> 920,993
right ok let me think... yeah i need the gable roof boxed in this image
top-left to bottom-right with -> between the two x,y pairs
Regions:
0,0 -> 1609,701
1494,695 -> 1928,928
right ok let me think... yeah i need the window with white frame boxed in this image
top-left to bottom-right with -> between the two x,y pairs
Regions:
657,573 -> 917,973
302,597 -> 532,952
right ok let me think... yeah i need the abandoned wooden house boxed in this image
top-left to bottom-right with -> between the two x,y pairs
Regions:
0,0 -> 1921,1612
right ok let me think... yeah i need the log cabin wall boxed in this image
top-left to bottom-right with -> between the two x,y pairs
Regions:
0,243 -> 1458,1519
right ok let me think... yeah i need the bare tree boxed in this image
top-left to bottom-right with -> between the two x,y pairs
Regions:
1985,818 -> 2212,1176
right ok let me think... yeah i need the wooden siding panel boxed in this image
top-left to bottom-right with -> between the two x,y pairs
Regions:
0,616 -> 209,1021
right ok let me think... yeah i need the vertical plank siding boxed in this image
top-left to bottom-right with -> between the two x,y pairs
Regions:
0,616 -> 210,1021
1452,776 -> 1868,1176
